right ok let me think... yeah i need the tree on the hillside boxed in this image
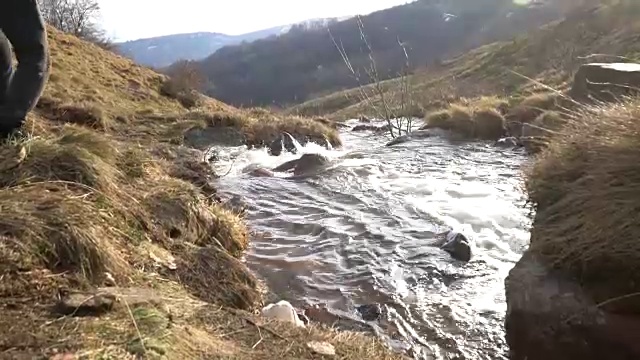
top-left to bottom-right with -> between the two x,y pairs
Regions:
38,0 -> 113,48
160,60 -> 207,108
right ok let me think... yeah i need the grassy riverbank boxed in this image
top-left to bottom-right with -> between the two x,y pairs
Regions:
0,27 -> 400,359
524,97 -> 640,314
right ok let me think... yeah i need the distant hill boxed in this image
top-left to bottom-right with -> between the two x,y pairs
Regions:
194,0 -> 572,108
288,0 -> 639,119
115,17 -> 349,69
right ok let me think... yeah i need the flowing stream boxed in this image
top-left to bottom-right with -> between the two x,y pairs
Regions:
212,119 -> 532,360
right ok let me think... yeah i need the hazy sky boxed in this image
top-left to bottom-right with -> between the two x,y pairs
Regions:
99,0 -> 411,42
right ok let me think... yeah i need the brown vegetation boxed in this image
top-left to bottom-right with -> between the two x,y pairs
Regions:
421,98 -> 507,140
525,98 -> 640,314
0,26 -> 398,359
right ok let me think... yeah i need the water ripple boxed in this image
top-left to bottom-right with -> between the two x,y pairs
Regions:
214,122 -> 532,359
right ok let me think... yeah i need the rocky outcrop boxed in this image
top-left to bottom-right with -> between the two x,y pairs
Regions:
571,62 -> 640,101
505,252 -> 640,360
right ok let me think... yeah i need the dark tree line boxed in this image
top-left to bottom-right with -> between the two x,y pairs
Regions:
193,0 -> 567,108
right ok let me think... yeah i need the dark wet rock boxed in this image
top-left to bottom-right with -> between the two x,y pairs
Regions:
249,168 -> 274,177
505,252 -> 640,360
356,304 -> 383,321
183,126 -> 245,149
206,149 -> 220,163
268,133 -> 299,156
494,136 -> 521,148
571,62 -> 640,101
292,153 -> 330,176
351,124 -> 390,132
272,153 -> 331,176
439,231 -> 472,262
385,129 -> 437,146
54,287 -> 162,317
385,134 -> 412,146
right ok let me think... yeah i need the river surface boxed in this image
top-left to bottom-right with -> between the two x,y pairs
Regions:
212,119 -> 533,360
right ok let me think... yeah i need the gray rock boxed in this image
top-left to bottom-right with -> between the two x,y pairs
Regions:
505,252 -> 640,359
571,62 -> 640,101
385,129 -> 437,146
351,124 -> 390,133
54,287 -> 162,317
356,304 -> 383,321
440,231 -> 473,262
494,136 -> 521,148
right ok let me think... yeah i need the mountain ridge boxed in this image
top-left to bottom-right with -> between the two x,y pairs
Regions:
116,17 -> 351,68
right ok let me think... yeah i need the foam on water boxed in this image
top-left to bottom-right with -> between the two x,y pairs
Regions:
212,120 -> 532,359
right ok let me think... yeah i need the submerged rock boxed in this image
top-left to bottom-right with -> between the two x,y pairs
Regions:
505,252 -> 640,359
351,124 -> 390,133
437,231 -> 473,262
385,129 -> 440,146
356,304 -> 383,321
268,134 -> 299,156
272,153 -> 331,176
494,136 -> 521,149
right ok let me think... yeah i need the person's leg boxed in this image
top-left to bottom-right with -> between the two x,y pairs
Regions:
0,0 -> 49,130
0,31 -> 13,105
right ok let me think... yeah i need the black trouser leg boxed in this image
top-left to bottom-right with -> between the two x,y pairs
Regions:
0,31 -> 12,106
0,0 -> 49,127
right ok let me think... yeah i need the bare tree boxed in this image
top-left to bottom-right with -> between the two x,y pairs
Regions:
329,16 -> 416,139
38,0 -> 112,47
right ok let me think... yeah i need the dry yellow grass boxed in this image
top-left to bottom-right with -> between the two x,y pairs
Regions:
525,97 -> 640,313
0,27 -> 397,359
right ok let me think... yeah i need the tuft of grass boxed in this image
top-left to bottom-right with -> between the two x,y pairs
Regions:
448,105 -> 476,138
525,97 -> 640,313
474,107 -> 507,140
177,246 -> 262,310
421,99 -> 507,140
508,92 -> 563,125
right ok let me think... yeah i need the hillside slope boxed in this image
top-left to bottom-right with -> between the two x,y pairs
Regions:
196,0 -> 570,108
0,27 -> 400,359
290,0 -> 640,119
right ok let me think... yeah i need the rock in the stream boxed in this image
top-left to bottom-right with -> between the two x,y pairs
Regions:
494,136 -> 521,149
351,124 -> 390,133
440,231 -> 473,262
356,304 -> 383,321
268,133 -> 299,156
571,62 -> 640,101
385,129 -> 440,146
505,252 -> 640,360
